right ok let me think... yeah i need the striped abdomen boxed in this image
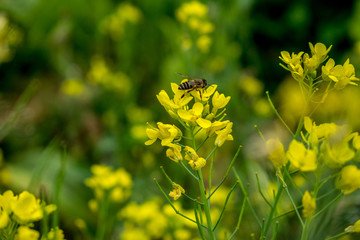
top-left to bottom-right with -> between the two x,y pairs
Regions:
178,81 -> 194,90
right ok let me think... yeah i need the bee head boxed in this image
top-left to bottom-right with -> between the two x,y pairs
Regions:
202,79 -> 207,87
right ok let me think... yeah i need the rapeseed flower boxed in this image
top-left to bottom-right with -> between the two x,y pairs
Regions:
345,219 -> 360,233
11,191 -> 56,224
85,164 -> 132,203
184,146 -> 206,170
302,191 -> 316,218
145,122 -> 182,146
266,138 -> 287,168
177,102 -> 211,128
14,226 -> 39,240
169,183 -> 185,200
286,140 -> 317,171
335,165 -> 360,195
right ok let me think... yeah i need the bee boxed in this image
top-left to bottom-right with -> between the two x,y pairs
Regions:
177,72 -> 207,99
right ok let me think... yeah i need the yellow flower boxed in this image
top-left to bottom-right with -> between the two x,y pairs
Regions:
266,138 -> 288,168
352,132 -> 360,150
176,1 -> 208,22
44,227 -> 65,240
196,35 -> 212,53
206,120 -> 229,137
302,191 -> 316,218
212,91 -> 231,112
0,190 -> 16,214
145,122 -> 182,146
166,144 -> 182,162
0,210 -> 9,229
304,116 -> 338,145
11,191 -> 56,224
345,219 -> 360,233
308,42 -> 332,64
335,165 -> 360,195
322,58 -> 359,89
169,183 -> 185,200
286,140 -> 317,171
187,84 -> 217,101
177,102 -> 211,128
85,165 -> 132,202
61,78 -> 85,96
322,141 -> 354,168
214,121 -> 233,147
238,76 -> 264,97
14,226 -> 39,240
184,146 -> 206,170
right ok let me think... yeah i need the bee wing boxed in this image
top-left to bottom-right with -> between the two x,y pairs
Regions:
176,72 -> 191,79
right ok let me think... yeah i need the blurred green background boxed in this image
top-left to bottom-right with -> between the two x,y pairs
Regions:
1,0 -> 360,239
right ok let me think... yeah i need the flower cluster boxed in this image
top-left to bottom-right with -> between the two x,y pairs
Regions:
100,2 -> 142,40
268,116 -> 360,194
0,190 -> 63,240
279,42 -> 359,94
87,55 -> 131,95
146,79 -> 232,172
85,164 -> 132,208
119,199 -> 197,240
175,1 -> 214,53
0,13 -> 23,63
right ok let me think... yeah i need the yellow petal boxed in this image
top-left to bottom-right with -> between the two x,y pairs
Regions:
196,118 -> 211,128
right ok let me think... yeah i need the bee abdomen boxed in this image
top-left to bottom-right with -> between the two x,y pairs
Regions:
179,81 -> 191,90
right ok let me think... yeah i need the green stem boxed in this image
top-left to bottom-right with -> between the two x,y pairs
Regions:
266,91 -> 294,137
301,218 -> 312,240
198,170 -> 216,240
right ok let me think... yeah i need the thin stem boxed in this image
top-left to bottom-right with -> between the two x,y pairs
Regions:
179,160 -> 199,180
208,147 -> 215,198
209,145 -> 242,198
255,172 -> 272,208
160,166 -> 203,204
266,91 -> 294,137
229,181 -> 249,240
232,168 -> 262,227
325,231 -> 348,240
197,170 -> 216,240
283,186 -> 304,227
313,192 -> 343,218
194,205 -> 206,240
153,178 -> 207,228
213,181 -> 238,231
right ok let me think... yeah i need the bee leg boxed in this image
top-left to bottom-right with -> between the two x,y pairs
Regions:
181,90 -> 191,99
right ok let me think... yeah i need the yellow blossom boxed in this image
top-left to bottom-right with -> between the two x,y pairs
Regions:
145,122 -> 182,146
304,116 -> 338,145
196,35 -> 212,53
44,227 -> 65,240
302,191 -> 316,218
206,120 -> 229,137
214,121 -> 233,147
309,42 -> 332,64
238,76 -> 264,97
11,191 -> 56,224
345,219 -> 360,233
0,210 -> 9,229
322,58 -> 359,89
169,183 -> 185,200
166,144 -> 182,162
61,78 -> 85,96
85,164 -> 132,203
14,226 -> 39,240
184,146 -> 207,170
286,140 -> 317,171
335,165 -> 360,195
176,1 -> 208,22
177,102 -> 211,128
322,141 -> 354,168
266,138 -> 288,168
212,91 -> 231,111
